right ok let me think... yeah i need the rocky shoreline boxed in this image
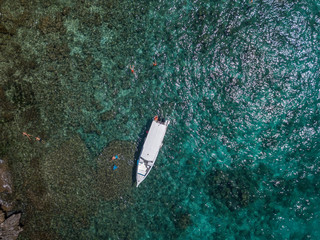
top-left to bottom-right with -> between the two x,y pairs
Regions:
0,159 -> 23,240
0,211 -> 23,240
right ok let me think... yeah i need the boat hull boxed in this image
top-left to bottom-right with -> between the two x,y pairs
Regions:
136,118 -> 170,187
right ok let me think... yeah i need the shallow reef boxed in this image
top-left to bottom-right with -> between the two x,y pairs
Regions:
41,135 -> 94,218
12,135 -> 137,239
207,168 -> 258,211
1,0 -> 320,239
96,140 -> 136,200
173,211 -> 192,231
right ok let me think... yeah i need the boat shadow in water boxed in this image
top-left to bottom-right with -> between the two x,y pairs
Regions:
131,119 -> 153,185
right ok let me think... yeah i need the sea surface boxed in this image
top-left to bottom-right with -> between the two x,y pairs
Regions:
0,0 -> 320,239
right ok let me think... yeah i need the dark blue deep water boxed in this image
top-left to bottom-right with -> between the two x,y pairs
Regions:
0,0 -> 320,239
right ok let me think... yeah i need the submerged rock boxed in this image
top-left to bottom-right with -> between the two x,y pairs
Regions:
100,110 -> 116,121
38,14 -> 64,34
0,86 -> 16,125
174,212 -> 192,230
207,169 -> 257,211
0,24 -> 9,34
96,140 -> 136,200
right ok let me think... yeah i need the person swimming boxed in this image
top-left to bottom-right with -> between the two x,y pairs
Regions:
130,65 -> 134,73
35,136 -> 45,143
22,132 -> 32,140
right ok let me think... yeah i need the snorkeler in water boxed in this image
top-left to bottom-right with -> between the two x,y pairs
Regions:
130,65 -> 134,73
22,132 -> 32,140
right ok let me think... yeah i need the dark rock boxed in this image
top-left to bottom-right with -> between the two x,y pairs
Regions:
1,112 -> 14,123
174,212 -> 192,230
100,110 -> 116,121
61,7 -> 70,16
22,59 -> 37,70
83,123 -> 100,135
0,24 -> 9,34
38,15 -> 64,34
207,169 -> 257,211
38,16 -> 52,34
0,87 -> 5,101
196,7 -> 206,21
22,106 -> 40,123
0,86 -> 16,122
118,62 -> 125,70
92,100 -> 104,112
94,61 -> 102,70
3,80 -> 36,107
0,213 -> 23,240
93,13 -> 102,26
6,67 -> 17,77
46,43 -> 70,61
85,55 -> 94,66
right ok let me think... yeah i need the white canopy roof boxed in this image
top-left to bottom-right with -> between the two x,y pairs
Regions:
140,121 -> 167,161
137,161 -> 147,176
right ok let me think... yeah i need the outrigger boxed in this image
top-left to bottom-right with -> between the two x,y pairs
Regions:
136,116 -> 170,187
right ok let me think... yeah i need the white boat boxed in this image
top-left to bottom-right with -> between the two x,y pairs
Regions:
136,116 -> 170,187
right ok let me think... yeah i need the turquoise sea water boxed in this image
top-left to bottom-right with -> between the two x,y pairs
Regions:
1,0 -> 320,239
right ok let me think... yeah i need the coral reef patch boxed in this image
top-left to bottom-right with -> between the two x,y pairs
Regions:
207,168 -> 258,211
41,135 -> 94,216
96,140 -> 136,200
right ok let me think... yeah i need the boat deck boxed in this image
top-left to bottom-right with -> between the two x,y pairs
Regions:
136,118 -> 169,187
